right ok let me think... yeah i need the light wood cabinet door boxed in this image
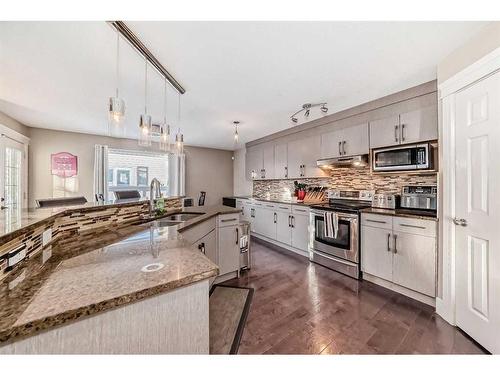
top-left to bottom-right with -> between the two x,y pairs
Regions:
259,208 -> 277,240
291,213 -> 310,252
320,129 -> 343,159
245,147 -> 263,180
341,122 -> 369,156
286,139 -> 303,178
369,115 -> 400,149
217,225 -> 240,275
276,210 -> 292,245
361,225 -> 393,281
274,143 -> 288,179
262,143 -> 275,179
392,231 -> 436,297
399,105 -> 438,145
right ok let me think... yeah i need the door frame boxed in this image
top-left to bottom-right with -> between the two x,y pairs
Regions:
437,46 -> 500,324
0,124 -> 30,208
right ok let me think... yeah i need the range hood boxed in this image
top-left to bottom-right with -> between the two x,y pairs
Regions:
316,154 -> 368,168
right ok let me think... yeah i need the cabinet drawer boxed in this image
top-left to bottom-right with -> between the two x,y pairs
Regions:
292,206 -> 309,215
393,217 -> 436,237
262,202 -> 276,210
217,213 -> 240,227
276,204 -> 291,213
361,213 -> 393,230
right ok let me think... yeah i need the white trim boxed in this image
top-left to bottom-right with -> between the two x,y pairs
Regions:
251,232 -> 309,258
437,46 -> 500,325
0,124 -> 30,145
439,46 -> 500,99
363,273 -> 436,307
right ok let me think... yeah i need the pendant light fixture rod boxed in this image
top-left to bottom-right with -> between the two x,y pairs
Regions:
144,59 -> 148,114
115,31 -> 120,98
107,21 -> 186,95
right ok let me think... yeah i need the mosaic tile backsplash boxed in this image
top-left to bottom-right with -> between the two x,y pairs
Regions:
252,166 -> 437,201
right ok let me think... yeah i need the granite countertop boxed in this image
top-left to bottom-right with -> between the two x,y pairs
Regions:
0,204 -> 240,346
0,197 -> 182,243
361,207 -> 438,221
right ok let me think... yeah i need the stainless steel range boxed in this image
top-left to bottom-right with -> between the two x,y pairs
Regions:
309,190 -> 374,279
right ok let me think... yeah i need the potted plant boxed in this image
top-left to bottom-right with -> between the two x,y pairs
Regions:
294,181 -> 307,201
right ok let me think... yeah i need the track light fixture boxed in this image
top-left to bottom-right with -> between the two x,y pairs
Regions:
290,102 -> 328,124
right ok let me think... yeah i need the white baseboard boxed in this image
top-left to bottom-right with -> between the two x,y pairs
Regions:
363,273 -> 436,308
250,232 -> 309,258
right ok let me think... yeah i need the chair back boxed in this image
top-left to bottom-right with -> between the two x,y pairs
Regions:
35,196 -> 88,208
114,190 -> 141,200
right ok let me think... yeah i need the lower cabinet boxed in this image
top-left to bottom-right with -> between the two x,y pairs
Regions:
247,200 -> 310,254
361,213 -> 437,297
193,229 -> 217,265
290,210 -> 310,251
217,220 -> 240,276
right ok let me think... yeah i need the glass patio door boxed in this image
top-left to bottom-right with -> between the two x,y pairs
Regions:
0,136 -> 27,209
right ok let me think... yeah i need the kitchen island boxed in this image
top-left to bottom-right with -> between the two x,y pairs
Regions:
0,202 -> 241,354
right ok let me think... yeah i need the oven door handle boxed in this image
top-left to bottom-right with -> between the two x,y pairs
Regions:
311,211 -> 357,221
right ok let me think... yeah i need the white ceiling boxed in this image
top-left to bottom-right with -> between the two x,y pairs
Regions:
0,21 -> 487,150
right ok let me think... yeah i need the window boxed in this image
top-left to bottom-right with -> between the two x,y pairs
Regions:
136,167 -> 148,186
106,148 -> 169,198
116,169 -> 130,186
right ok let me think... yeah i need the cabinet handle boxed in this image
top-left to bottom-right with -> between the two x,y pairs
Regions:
221,218 -> 237,223
274,212 -> 277,224
394,125 -> 399,142
291,215 -> 295,228
295,208 -> 306,212
387,233 -> 391,252
399,223 -> 426,230
401,123 -> 406,142
302,165 -> 305,176
288,215 -> 292,227
366,219 -> 387,224
236,228 -> 239,245
392,234 -> 398,254
284,166 -> 288,178
198,242 -> 206,254
338,141 -> 342,155
342,140 -> 346,155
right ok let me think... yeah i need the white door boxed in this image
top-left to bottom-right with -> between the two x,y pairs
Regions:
0,136 -> 27,209
262,143 -> 275,179
360,225 -> 393,281
341,122 -> 369,156
291,213 -> 310,252
274,143 -> 288,179
320,129 -> 343,159
276,209 -> 292,245
217,225 -> 239,275
455,71 -> 500,353
369,115 -> 400,149
399,105 -> 438,144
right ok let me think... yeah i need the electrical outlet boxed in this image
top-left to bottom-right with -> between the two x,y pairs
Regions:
42,228 -> 52,247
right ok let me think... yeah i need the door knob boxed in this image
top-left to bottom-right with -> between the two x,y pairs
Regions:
453,217 -> 467,227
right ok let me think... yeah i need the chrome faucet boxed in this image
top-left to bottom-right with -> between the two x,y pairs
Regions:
149,178 -> 162,215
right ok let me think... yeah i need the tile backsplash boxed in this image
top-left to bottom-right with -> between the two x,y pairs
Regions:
252,166 -> 437,201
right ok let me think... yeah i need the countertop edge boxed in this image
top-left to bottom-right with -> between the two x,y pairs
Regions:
0,263 -> 218,346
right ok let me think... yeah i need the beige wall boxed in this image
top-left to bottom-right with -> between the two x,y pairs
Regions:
0,111 -> 30,137
28,128 -> 233,208
233,148 -> 252,197
438,22 -> 500,82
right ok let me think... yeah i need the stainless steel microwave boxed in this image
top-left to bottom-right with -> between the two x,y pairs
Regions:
372,143 -> 431,172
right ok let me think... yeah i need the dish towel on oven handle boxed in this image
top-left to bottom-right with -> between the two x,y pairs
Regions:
323,211 -> 338,239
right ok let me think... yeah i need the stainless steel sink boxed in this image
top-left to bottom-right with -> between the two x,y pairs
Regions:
164,213 -> 204,222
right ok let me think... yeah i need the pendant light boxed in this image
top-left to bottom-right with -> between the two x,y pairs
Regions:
175,92 -> 184,155
159,78 -> 171,152
233,121 -> 240,144
138,58 -> 152,147
108,31 -> 125,136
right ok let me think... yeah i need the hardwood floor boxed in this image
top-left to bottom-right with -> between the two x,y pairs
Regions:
223,240 -> 486,354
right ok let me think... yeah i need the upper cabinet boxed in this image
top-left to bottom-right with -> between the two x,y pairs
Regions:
320,122 -> 369,159
288,135 -> 325,178
274,143 -> 288,179
369,104 -> 438,149
262,143 -> 275,179
245,146 -> 263,180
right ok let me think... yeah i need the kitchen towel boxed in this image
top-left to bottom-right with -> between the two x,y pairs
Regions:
324,211 -> 339,238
